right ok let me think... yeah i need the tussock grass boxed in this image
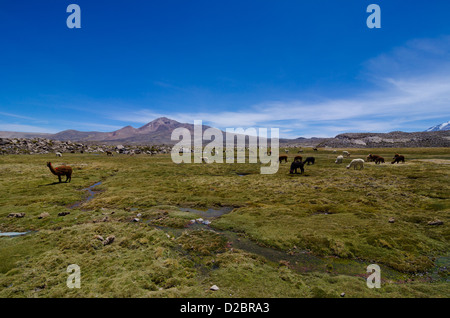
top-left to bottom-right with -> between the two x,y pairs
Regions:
0,148 -> 449,297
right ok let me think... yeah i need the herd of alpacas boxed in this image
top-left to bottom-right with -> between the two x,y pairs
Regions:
284,151 -> 405,174
46,149 -> 406,182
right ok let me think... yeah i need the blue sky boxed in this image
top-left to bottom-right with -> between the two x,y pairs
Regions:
1,0 -> 450,138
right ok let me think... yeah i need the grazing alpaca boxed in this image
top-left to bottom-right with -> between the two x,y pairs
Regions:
346,159 -> 364,170
297,149 -> 303,153
313,148 -> 318,151
47,162 -> 72,183
304,157 -> 315,165
289,160 -> 304,174
279,155 -> 288,163
56,152 -> 62,157
343,151 -> 350,158
294,155 -> 303,162
201,157 -> 209,163
368,154 -> 384,164
392,154 -> 405,164
106,151 -> 113,156
335,155 -> 344,164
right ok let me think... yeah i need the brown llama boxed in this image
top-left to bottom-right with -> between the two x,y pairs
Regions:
392,154 -> 405,164
106,151 -> 113,156
47,162 -> 72,183
279,155 -> 288,163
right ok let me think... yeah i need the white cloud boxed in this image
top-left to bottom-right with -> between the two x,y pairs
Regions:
107,36 -> 450,138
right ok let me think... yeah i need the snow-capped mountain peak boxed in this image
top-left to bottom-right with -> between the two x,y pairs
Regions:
425,121 -> 450,132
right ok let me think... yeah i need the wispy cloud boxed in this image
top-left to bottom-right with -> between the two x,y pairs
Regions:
0,124 -> 58,134
0,111 -> 36,121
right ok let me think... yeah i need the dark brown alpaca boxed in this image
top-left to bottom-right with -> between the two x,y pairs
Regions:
392,154 -> 405,164
279,155 -> 288,163
368,154 -> 384,164
304,157 -> 315,165
290,160 -> 304,174
47,162 -> 72,183
294,155 -> 303,162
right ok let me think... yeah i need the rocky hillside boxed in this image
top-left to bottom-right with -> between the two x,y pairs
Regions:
0,138 -> 172,155
316,131 -> 450,148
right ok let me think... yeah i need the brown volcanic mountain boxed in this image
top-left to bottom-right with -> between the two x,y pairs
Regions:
43,117 -> 207,144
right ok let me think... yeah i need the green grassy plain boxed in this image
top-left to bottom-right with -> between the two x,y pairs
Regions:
0,147 -> 449,297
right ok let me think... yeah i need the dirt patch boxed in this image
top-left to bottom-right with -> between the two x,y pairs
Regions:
411,159 -> 450,165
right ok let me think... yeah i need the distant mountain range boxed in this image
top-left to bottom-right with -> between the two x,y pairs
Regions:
0,117 -> 284,145
0,117 -> 196,144
1,117 -> 449,147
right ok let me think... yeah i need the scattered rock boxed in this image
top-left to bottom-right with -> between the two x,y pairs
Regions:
388,217 -> 395,223
94,235 -> 104,241
210,285 -> 219,291
8,213 -> 25,218
103,235 -> 115,246
340,292 -> 346,297
132,218 -> 140,222
58,212 -> 70,217
93,216 -> 109,223
279,260 -> 290,267
38,212 -> 50,219
428,219 -> 443,226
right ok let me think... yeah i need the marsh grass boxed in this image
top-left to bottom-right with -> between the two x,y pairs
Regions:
0,148 -> 449,297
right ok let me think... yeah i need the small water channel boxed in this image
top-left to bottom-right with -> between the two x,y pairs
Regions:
68,181 -> 102,209
148,206 -> 429,282
0,231 -> 29,237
